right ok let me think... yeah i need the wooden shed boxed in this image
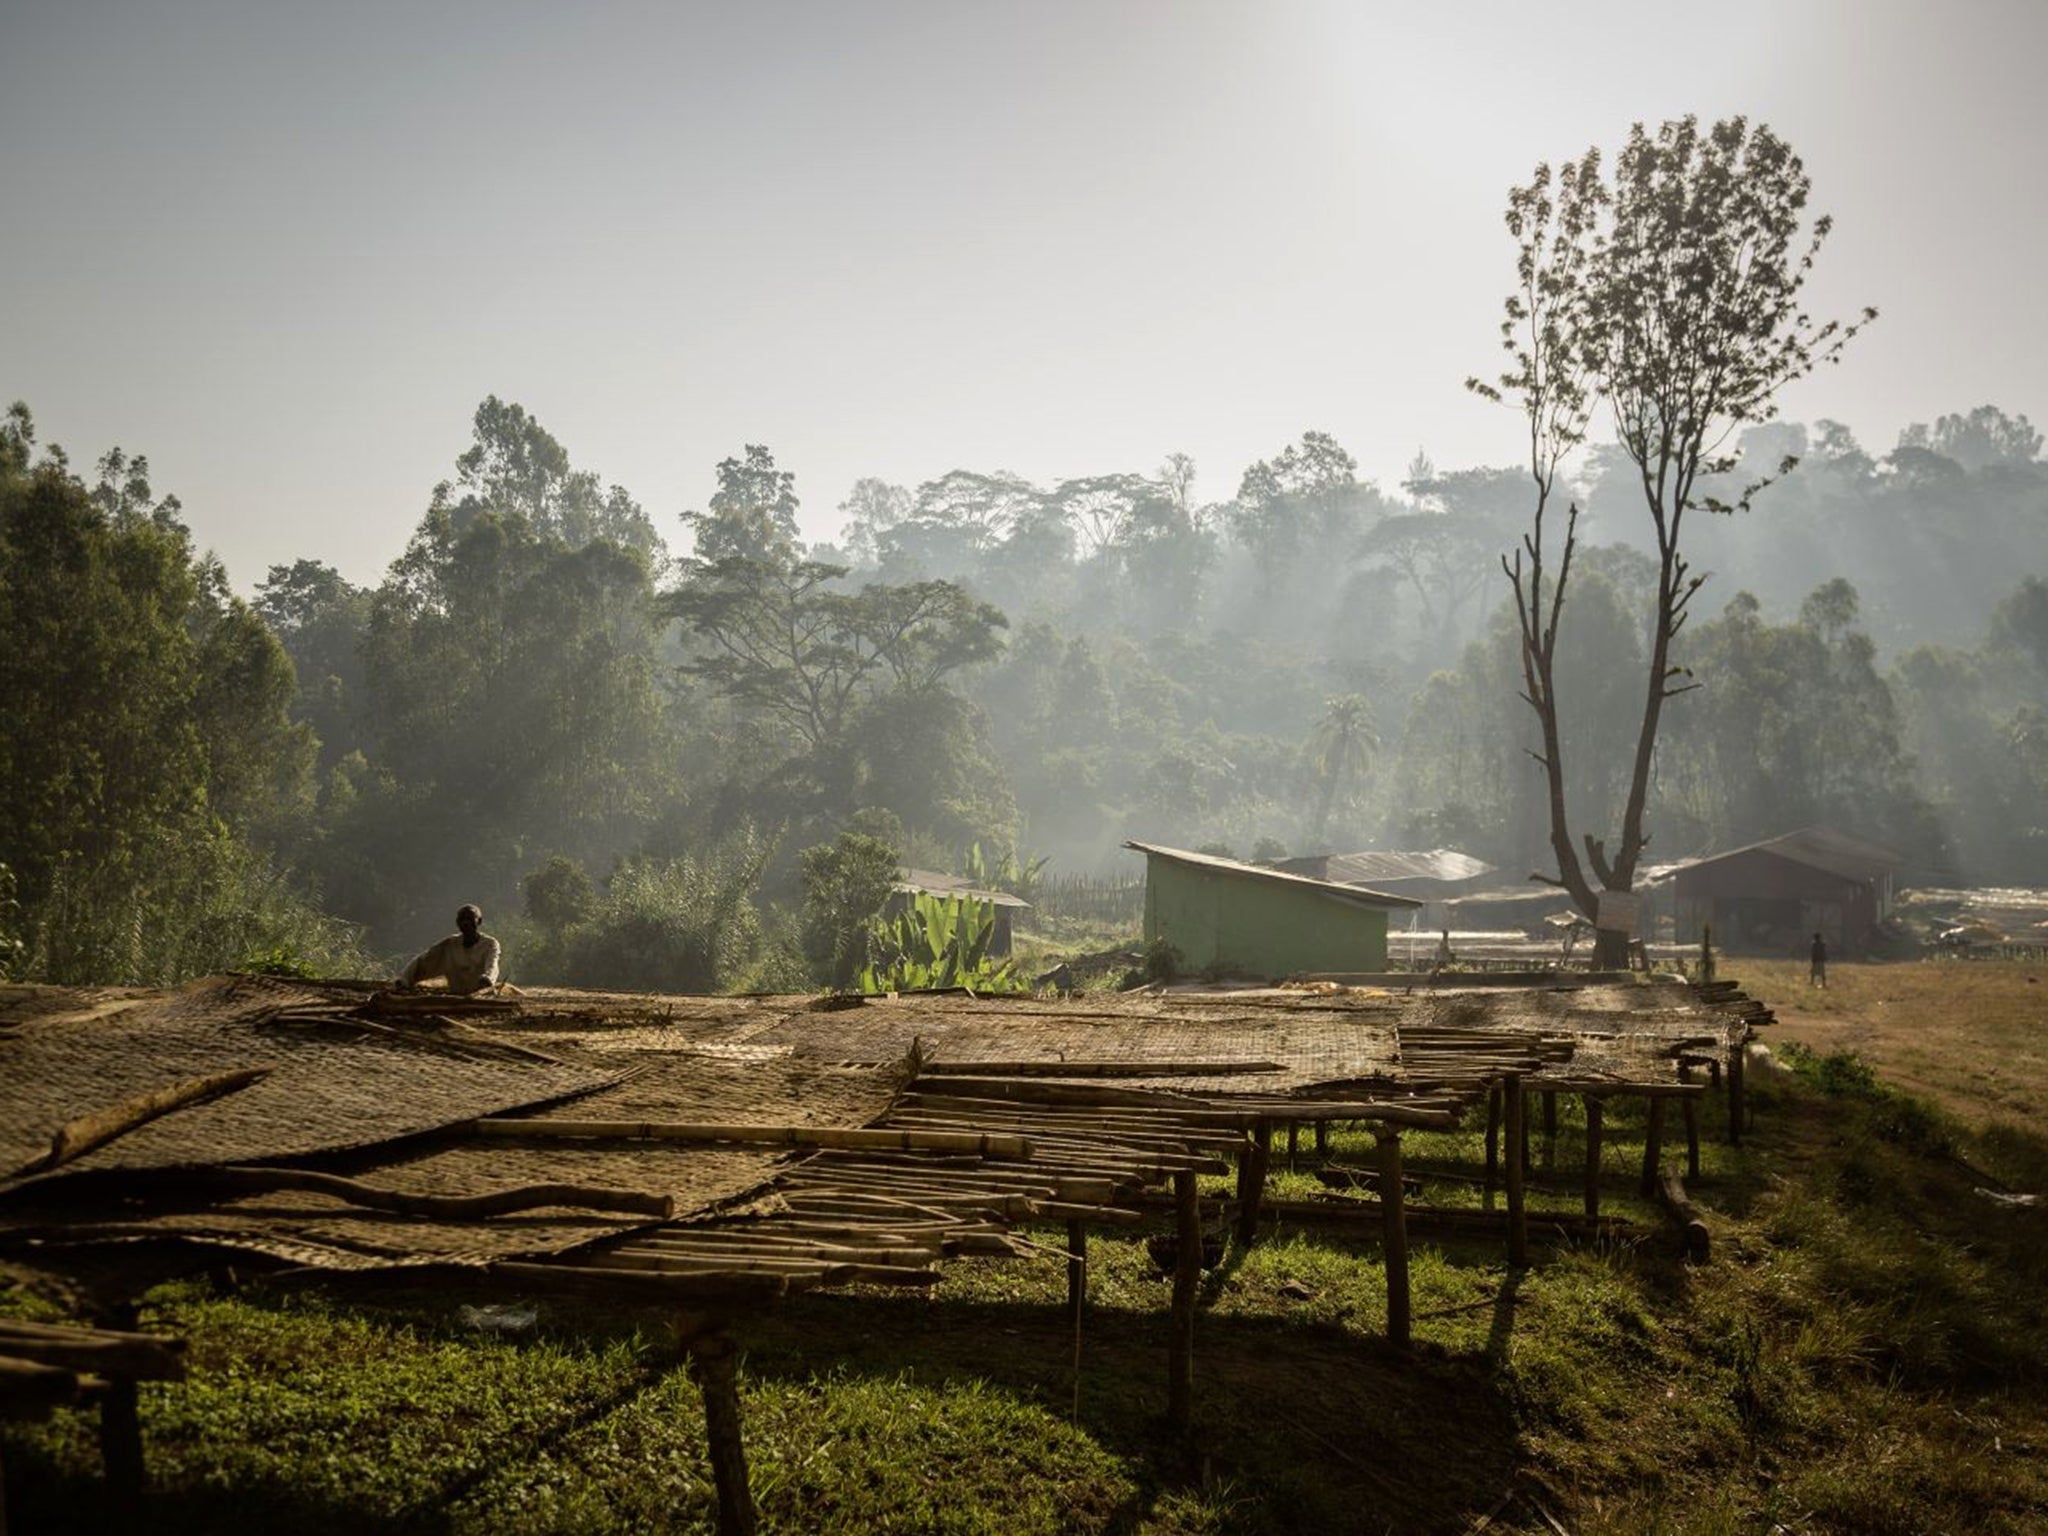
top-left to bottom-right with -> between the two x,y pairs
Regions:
1666,827 -> 1901,957
1126,840 -> 1421,977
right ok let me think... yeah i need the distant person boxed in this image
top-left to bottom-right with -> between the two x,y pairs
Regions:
1809,931 -> 1828,989
399,904 -> 501,993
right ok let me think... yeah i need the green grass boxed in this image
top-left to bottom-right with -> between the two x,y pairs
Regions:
7,1054 -> 2048,1533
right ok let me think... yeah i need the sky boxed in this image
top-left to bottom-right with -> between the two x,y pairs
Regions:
6,0 -> 2045,589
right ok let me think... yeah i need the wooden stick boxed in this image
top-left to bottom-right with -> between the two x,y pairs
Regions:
1028,1200 -> 1145,1226
1246,1195 -> 1634,1240
1168,1168 -> 1199,1433
94,1303 -> 143,1510
1377,1129 -> 1410,1349
1640,1098 -> 1667,1199
20,1068 -> 271,1177
1504,1074 -> 1527,1269
1683,1095 -> 1701,1181
470,1120 -> 1031,1158
0,1323 -> 184,1381
1727,1045 -> 1746,1146
0,1355 -> 88,1416
1483,1085 -> 1501,1185
204,1166 -> 673,1220
1235,1120 -> 1272,1248
1583,1096 -> 1604,1219
931,1060 -> 1282,1077
1066,1220 -> 1086,1332
687,1332 -> 756,1536
489,1263 -> 797,1303
1543,1089 -> 1558,1139
1658,1171 -> 1711,1262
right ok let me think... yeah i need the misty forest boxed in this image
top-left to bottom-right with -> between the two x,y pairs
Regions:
4,120 -> 2047,993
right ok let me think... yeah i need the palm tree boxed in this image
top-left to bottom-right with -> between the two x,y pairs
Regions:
1306,694 -> 1379,845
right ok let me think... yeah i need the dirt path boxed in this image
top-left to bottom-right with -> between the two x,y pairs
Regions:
1731,958 -> 2048,1131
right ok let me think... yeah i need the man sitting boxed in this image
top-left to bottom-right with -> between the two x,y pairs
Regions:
398,904 -> 502,993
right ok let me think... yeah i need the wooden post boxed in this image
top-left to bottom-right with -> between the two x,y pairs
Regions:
95,1301 -> 143,1511
1483,1084 -> 1502,1185
1314,1120 -> 1329,1157
1683,1095 -> 1701,1180
1503,1073 -> 1527,1269
1727,1044 -> 1746,1146
1543,1089 -> 1558,1140
1234,1119 -> 1272,1247
1168,1169 -> 1200,1432
687,1331 -> 756,1536
1377,1129 -> 1411,1349
1286,1122 -> 1299,1165
1640,1096 -> 1667,1198
1066,1220 -> 1087,1332
1583,1096 -> 1604,1219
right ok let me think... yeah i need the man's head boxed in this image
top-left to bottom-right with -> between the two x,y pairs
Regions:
458,904 -> 483,939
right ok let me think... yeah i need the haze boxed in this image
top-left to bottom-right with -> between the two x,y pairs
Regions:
7,0 -> 2044,585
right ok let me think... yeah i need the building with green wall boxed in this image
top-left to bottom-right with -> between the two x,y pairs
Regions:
1125,841 -> 1421,978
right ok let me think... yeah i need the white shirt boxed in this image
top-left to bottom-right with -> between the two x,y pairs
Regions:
400,932 -> 501,992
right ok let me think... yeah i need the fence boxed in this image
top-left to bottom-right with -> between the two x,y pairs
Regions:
1026,874 -> 1146,928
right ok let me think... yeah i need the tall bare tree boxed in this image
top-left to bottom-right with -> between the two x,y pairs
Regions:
1475,117 -> 1874,965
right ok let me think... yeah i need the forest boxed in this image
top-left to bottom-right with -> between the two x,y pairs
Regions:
4,379 -> 2044,990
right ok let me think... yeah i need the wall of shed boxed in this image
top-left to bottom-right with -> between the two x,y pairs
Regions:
1142,860 -> 1388,976
1670,849 -> 1880,956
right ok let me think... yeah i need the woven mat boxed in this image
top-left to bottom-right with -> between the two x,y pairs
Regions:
0,976 -> 622,1187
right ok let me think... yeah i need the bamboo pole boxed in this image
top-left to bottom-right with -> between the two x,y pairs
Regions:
1167,1169 -> 1199,1433
1503,1074 -> 1527,1270
1377,1129 -> 1410,1349
1246,1194 -> 1634,1241
1029,1200 -> 1145,1226
20,1068 -> 271,1177
1640,1098 -> 1667,1199
687,1332 -> 756,1536
1235,1120 -> 1272,1247
202,1166 -> 674,1220
1583,1096 -> 1604,1219
469,1120 -> 1032,1158
931,1060 -> 1282,1077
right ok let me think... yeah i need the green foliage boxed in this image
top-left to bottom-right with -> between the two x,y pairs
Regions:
532,831 -> 770,999
553,828 -> 778,994
0,414 -> 345,984
856,891 -> 1021,994
799,831 -> 900,987
962,839 -> 1048,903
23,824 -> 367,986
0,862 -> 25,980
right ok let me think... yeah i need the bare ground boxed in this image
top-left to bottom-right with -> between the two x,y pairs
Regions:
1735,957 -> 2048,1132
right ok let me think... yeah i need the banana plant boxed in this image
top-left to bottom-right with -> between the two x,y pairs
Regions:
856,892 -> 1020,994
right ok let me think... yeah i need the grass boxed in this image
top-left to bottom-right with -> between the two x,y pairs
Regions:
8,966 -> 2048,1532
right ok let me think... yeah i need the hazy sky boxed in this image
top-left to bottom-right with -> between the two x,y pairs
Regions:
7,0 -> 2044,588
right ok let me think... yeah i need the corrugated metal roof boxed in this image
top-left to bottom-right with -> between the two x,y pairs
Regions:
1277,849 -> 1495,886
1673,826 -> 1902,883
894,869 -> 1031,909
1123,841 -> 1423,908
